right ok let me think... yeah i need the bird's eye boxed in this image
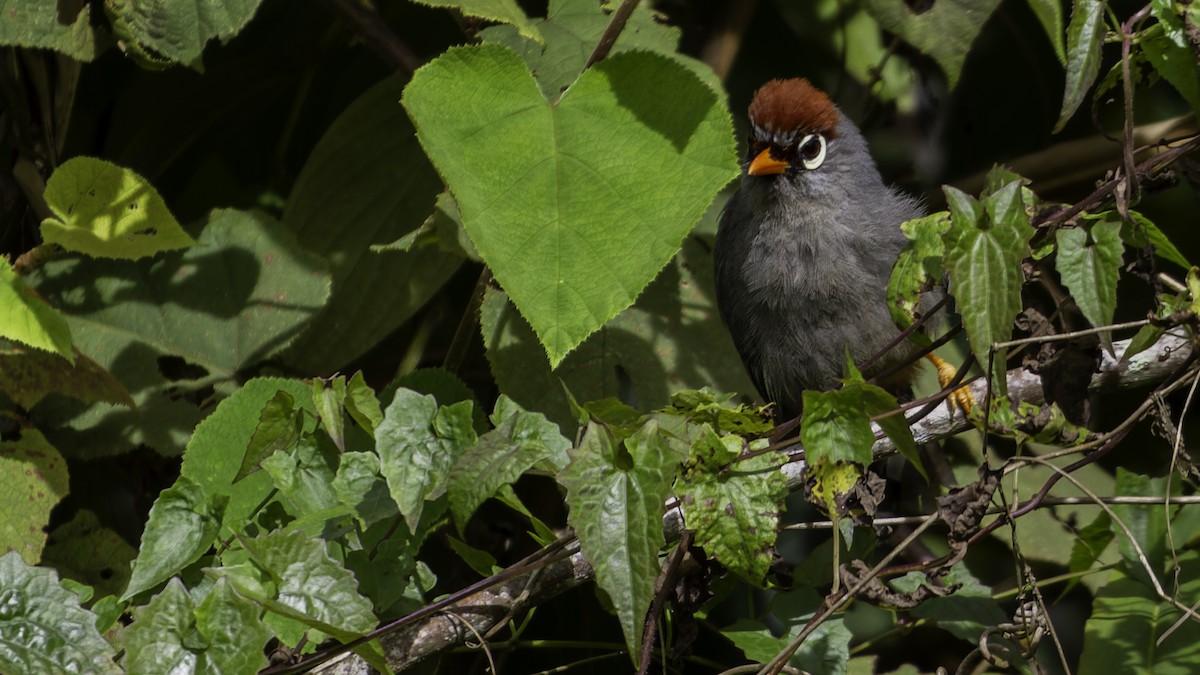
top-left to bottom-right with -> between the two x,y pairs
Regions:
798,134 -> 826,170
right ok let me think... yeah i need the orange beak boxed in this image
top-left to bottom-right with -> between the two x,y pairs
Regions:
747,147 -> 789,176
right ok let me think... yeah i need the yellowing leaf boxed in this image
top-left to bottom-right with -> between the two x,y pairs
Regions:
41,157 -> 196,260
0,257 -> 73,361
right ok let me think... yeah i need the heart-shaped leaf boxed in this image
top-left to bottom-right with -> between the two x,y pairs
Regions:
403,44 -> 737,366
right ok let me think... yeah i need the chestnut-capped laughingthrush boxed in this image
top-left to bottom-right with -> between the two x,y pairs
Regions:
715,78 -> 963,419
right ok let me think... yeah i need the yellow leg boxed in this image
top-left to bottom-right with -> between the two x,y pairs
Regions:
925,353 -> 974,414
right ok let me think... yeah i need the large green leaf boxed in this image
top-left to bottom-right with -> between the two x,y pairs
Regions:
0,258 -> 73,362
1079,550 -> 1200,674
1026,0 -> 1066,64
481,237 -> 757,432
31,209 -> 329,457
447,395 -> 571,529
864,0 -> 1002,88
180,378 -> 315,531
404,44 -> 737,366
0,551 -> 120,674
1146,0 -> 1200,114
40,157 -> 196,260
559,421 -> 683,662
281,73 -> 461,374
1055,0 -> 1105,132
0,346 -> 132,410
103,0 -> 265,65
0,0 -> 109,60
0,430 -> 69,563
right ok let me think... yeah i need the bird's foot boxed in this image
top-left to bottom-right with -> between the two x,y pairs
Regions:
926,353 -> 974,415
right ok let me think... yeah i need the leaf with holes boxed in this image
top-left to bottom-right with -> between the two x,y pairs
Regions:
0,430 -> 70,564
41,157 -> 196,260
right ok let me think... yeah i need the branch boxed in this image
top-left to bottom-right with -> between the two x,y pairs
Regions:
316,330 -> 1193,674
320,0 -> 422,75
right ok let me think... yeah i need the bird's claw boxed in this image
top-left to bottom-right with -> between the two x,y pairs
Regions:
926,353 -> 974,415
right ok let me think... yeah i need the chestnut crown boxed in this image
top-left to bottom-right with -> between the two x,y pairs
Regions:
747,78 -> 839,139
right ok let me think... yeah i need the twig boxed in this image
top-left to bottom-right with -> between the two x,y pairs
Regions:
698,0 -> 760,83
783,495 -> 1200,530
756,514 -> 942,675
584,0 -> 641,69
444,268 -> 493,375
992,319 -> 1151,349
317,331 -> 1195,674
320,0 -> 423,74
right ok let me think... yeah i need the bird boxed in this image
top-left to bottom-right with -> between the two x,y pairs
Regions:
714,78 -> 963,420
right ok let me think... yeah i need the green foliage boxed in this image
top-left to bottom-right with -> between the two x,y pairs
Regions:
1080,550 -> 1200,674
103,0 -> 266,66
41,157 -> 196,260
1057,0 -> 1106,131
119,578 -> 271,674
888,212 -> 951,336
678,426 -> 786,583
404,44 -> 737,366
864,0 -> 1002,88
942,175 -> 1034,398
0,551 -> 120,674
893,565 -> 1007,643
414,0 -> 542,43
723,589 -> 852,675
0,0 -> 109,60
122,475 -> 226,601
2,0 -> 1198,672
1056,218 -> 1123,344
0,347 -> 131,410
0,430 -> 69,563
0,258 -> 73,361
280,74 -> 461,374
447,395 -> 570,530
377,389 -> 477,532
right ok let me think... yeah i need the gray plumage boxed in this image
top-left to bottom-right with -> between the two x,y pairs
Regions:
715,96 -> 925,419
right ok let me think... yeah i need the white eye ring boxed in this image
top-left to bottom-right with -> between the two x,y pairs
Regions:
798,133 -> 827,170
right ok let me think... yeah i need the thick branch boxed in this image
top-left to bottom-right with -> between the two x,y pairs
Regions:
317,331 -> 1193,674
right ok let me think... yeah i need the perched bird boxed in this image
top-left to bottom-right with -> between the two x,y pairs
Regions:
715,78 -> 959,419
